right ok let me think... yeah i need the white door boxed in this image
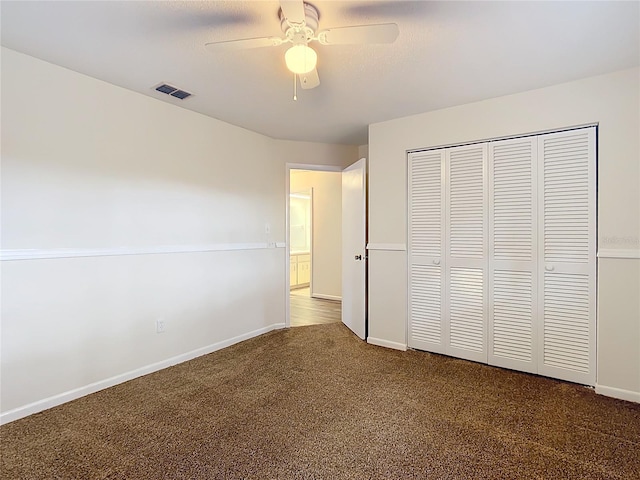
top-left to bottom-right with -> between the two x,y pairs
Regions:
342,158 -> 367,339
408,150 -> 446,353
537,127 -> 596,385
408,144 -> 488,362
488,137 -> 538,374
445,144 -> 488,364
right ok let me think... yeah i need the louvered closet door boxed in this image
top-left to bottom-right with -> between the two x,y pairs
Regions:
408,150 -> 446,353
538,128 -> 596,385
445,144 -> 488,363
488,137 -> 538,374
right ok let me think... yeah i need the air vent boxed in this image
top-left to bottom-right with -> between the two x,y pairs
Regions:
170,90 -> 191,100
154,83 -> 192,100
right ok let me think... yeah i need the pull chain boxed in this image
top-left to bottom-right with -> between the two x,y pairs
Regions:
293,73 -> 297,101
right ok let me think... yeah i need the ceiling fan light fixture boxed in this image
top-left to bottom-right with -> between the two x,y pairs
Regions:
285,44 -> 317,74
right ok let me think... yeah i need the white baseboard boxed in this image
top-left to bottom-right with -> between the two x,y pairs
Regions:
311,293 -> 342,301
0,323 -> 285,425
367,337 -> 407,351
595,384 -> 640,403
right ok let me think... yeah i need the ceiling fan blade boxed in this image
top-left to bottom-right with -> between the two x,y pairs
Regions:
300,68 -> 320,90
280,0 -> 306,24
317,23 -> 399,45
205,36 -> 284,52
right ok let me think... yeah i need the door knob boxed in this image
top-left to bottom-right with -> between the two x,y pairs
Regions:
433,259 -> 441,265
545,265 -> 555,271
355,255 -> 362,260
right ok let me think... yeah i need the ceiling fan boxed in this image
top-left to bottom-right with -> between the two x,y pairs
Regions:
205,0 -> 399,97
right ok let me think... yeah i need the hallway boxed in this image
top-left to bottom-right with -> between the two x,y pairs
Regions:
290,288 -> 341,327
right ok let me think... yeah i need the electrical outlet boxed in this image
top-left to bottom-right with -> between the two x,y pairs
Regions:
156,318 -> 165,333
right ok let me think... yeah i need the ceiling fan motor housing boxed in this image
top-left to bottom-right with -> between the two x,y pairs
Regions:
280,2 -> 319,44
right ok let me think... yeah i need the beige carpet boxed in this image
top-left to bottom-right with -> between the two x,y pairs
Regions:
1,323 -> 639,479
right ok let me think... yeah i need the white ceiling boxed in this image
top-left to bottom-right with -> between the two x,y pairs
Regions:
2,1 -> 639,145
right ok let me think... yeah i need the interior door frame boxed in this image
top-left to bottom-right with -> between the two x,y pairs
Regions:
285,163 -> 342,328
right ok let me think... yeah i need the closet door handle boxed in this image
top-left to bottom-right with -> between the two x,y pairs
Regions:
433,259 -> 441,265
545,265 -> 555,272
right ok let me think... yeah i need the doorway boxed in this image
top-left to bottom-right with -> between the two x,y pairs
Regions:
287,165 -> 343,327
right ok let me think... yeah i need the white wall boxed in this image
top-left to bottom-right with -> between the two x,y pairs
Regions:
290,170 -> 342,299
275,139 -> 356,169
368,67 -> 640,402
358,144 -> 369,160
0,47 -> 358,422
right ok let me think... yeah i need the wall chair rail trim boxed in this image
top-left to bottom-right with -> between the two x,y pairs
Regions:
366,243 -> 407,251
1,243 -> 286,261
597,249 -> 640,259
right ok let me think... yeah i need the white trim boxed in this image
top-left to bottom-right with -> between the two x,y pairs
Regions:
309,187 -> 315,298
0,323 -> 286,425
0,243 -> 286,261
286,167 -> 292,328
367,337 -> 408,351
286,163 -> 343,172
312,293 -> 342,301
407,123 -> 599,155
366,243 -> 407,251
597,249 -> 640,259
596,384 -> 640,403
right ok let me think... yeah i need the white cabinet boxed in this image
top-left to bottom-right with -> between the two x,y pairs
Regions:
297,254 -> 311,285
290,254 -> 311,288
408,127 -> 596,385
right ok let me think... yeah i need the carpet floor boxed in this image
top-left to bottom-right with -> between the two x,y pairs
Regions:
1,323 -> 639,479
